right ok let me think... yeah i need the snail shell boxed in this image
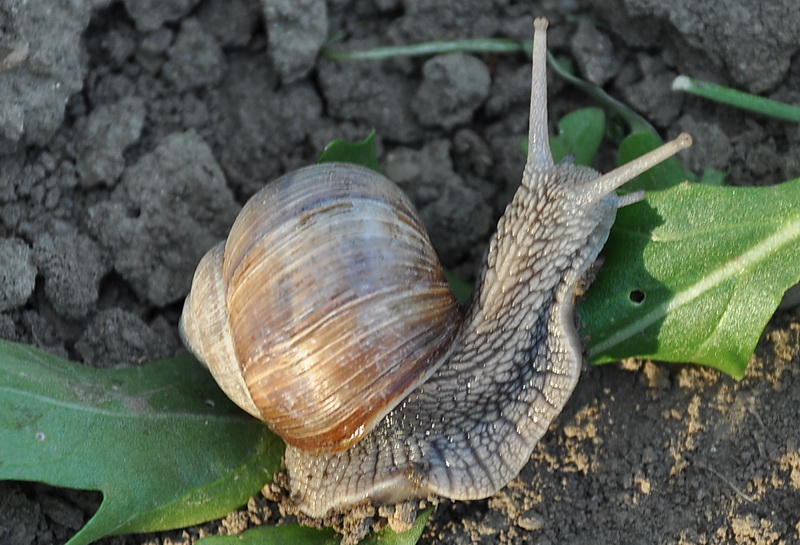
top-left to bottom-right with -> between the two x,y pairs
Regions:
180,164 -> 460,453
181,17 -> 691,519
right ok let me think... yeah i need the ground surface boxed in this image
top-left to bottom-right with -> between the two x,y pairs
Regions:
1,1 -> 799,544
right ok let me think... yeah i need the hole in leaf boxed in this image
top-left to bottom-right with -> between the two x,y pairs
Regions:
629,290 -> 645,304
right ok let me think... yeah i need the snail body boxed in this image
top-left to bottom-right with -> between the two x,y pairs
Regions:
180,18 -> 691,518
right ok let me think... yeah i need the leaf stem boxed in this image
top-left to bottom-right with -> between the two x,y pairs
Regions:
322,35 -> 660,138
321,38 -> 526,61
547,52 -> 658,137
672,75 -> 800,124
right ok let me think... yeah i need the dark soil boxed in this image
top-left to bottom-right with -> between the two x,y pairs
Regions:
1,1 -> 798,544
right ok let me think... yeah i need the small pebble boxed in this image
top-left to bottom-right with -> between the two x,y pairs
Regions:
517,509 -> 545,531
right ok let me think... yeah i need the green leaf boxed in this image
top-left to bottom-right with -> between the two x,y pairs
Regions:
196,506 -> 433,545
580,178 -> 800,378
699,167 -> 727,186
317,130 -> 382,173
548,107 -> 605,165
0,340 -> 283,545
443,268 -> 473,304
360,507 -> 432,545
198,525 -> 340,545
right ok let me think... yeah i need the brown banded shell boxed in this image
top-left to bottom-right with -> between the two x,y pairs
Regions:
180,163 -> 461,453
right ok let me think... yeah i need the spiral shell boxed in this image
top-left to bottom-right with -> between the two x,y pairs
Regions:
180,163 -> 460,453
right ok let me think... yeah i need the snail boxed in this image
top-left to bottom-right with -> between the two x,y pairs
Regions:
180,18 -> 692,519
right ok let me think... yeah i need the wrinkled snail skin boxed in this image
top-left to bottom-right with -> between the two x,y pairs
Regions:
283,18 -> 692,517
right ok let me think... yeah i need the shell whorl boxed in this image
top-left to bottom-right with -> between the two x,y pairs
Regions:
181,163 -> 460,453
181,241 -> 260,418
